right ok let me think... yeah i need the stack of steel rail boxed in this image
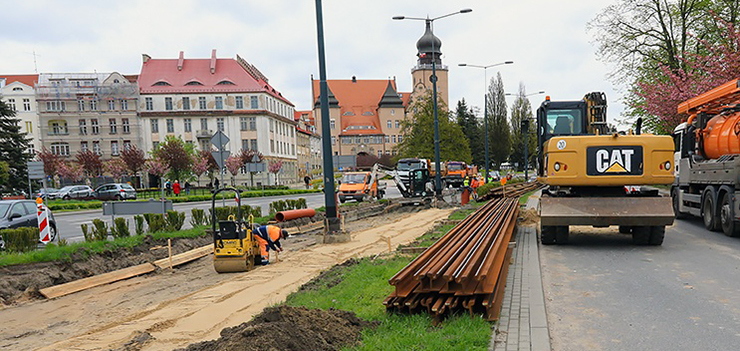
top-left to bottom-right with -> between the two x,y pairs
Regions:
384,197 -> 519,321
479,181 -> 544,201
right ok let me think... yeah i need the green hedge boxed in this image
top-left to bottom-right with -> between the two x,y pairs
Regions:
0,227 -> 39,253
269,198 -> 307,215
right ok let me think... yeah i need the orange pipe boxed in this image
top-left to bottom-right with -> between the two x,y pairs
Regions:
275,208 -> 316,222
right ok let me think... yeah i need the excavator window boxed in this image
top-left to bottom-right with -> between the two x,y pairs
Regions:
546,109 -> 583,135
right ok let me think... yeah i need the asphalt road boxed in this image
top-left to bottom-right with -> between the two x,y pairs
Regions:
540,218 -> 740,351
54,184 -> 402,243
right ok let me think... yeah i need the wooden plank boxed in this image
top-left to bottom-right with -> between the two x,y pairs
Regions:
153,245 -> 212,269
40,263 -> 156,299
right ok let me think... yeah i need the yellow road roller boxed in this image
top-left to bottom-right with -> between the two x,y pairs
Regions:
212,187 -> 261,273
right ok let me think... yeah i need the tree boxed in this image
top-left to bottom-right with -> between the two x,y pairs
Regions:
120,145 -> 146,175
76,149 -> 103,179
58,162 -> 84,183
0,161 -> 9,195
36,148 -> 63,186
239,149 -> 263,187
509,83 -> 537,170
151,135 -> 196,182
356,153 -> 380,169
225,154 -> 244,186
397,91 -> 472,163
104,158 -> 128,182
486,72 -> 510,168
268,160 -> 283,185
145,158 -> 170,195
455,99 -> 484,168
192,155 -> 209,187
200,150 -> 219,184
0,100 -> 32,193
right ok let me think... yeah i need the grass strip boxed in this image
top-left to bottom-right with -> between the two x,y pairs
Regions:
0,226 -> 207,267
285,217 -> 492,350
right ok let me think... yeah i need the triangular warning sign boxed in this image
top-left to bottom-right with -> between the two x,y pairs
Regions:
605,162 -> 627,173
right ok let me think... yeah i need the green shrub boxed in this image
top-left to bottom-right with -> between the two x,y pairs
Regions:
91,219 -> 108,241
58,238 -> 68,247
476,182 -> 496,198
134,215 -> 145,235
166,210 -> 186,231
81,223 -> 93,242
269,198 -> 307,214
190,208 -> 206,227
0,227 -> 39,253
146,214 -> 166,233
113,217 -> 130,238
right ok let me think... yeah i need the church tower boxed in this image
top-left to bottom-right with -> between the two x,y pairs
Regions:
410,21 -> 449,108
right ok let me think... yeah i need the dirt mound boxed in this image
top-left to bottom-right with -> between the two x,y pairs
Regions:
297,258 -> 360,292
0,235 -> 211,305
180,305 -> 376,351
518,208 -> 539,226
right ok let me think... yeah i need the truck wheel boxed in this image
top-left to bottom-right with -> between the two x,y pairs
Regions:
618,226 -> 632,234
649,226 -> 665,245
632,226 -> 650,245
339,197 -> 346,204
720,193 -> 740,237
672,188 -> 687,219
555,226 -> 569,244
541,225 -> 556,245
702,194 -> 721,232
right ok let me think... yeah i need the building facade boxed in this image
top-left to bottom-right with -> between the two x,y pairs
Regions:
294,110 -> 321,179
35,72 -> 140,160
137,51 -> 298,186
0,75 -> 40,154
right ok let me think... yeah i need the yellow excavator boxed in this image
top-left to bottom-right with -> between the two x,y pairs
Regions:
536,93 -> 675,245
212,187 -> 262,273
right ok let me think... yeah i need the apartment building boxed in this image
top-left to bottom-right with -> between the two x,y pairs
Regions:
0,75 -> 40,153
294,110 -> 321,178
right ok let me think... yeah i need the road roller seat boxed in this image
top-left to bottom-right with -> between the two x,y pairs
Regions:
218,220 -> 240,240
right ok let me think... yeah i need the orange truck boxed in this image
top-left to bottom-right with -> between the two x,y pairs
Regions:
337,172 -> 386,203
444,161 -> 468,188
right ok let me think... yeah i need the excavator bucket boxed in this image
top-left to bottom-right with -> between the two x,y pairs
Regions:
540,196 -> 675,227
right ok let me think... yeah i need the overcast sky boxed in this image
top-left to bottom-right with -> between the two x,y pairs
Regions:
0,0 -> 625,122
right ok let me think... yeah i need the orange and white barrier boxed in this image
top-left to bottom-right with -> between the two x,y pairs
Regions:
36,197 -> 51,244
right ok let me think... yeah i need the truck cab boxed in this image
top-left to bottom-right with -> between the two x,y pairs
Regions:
338,172 -> 385,203
445,161 -> 467,188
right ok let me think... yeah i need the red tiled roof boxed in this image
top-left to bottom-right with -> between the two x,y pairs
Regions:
123,74 -> 139,83
311,79 -> 397,136
139,52 -> 292,105
399,91 -> 411,107
1,74 -> 38,87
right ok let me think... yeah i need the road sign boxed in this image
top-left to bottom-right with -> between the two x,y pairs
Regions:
212,150 -> 230,169
251,154 -> 260,163
211,131 -> 229,149
27,161 -> 44,180
246,162 -> 265,173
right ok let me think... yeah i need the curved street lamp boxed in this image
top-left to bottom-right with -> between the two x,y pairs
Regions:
393,8 -> 472,198
458,61 -> 514,182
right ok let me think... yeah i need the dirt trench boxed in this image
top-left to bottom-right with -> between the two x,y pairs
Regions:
0,206 -> 452,351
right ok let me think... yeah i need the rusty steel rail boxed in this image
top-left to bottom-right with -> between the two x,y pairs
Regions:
384,197 -> 520,321
479,181 -> 544,201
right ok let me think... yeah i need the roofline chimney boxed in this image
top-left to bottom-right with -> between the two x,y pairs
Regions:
178,51 -> 184,71
210,49 -> 217,74
352,75 -> 357,83
142,54 -> 151,63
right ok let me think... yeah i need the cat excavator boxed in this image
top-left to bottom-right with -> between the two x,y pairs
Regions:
536,92 -> 675,245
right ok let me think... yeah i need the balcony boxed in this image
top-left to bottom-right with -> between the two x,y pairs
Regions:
196,129 -> 213,139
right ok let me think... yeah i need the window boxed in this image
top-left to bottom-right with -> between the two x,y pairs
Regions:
51,142 -> 69,156
240,117 -> 249,131
185,81 -> 203,86
145,97 -> 153,111
111,141 -> 119,156
270,140 -> 275,152
242,139 -> 249,151
7,99 -> 16,111
109,118 -> 117,134
290,127 -> 294,137
151,118 -> 159,133
250,96 -> 258,109
398,135 -> 403,143
270,120 -> 274,132
331,136 -> 336,145
292,144 -> 295,155
165,97 -> 173,110
392,135 -> 397,143
93,141 -> 101,155
546,109 -> 583,135
49,120 -> 68,135
90,99 -> 97,111
25,121 -> 32,133
215,97 -> 223,109
153,81 -> 171,86
166,118 -> 174,133
121,99 -> 128,110
217,117 -> 224,131
249,117 -> 256,130
378,150 -> 382,158
384,135 -> 390,143
80,141 -> 88,152
12,87 -> 22,92
182,97 -> 190,110
184,118 -> 192,132
200,118 -> 208,130
330,119 -> 335,129
250,139 -> 258,151
46,101 -> 65,111
199,96 -> 206,109
387,120 -> 392,129
395,120 -> 400,129
91,119 -> 99,135
391,109 -> 395,115
123,140 -> 131,150
122,118 -> 130,134
217,80 -> 235,85
108,99 -> 115,111
22,98 -> 31,111
235,96 -> 244,109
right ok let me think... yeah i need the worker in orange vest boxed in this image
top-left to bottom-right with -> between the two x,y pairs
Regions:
252,225 -> 289,265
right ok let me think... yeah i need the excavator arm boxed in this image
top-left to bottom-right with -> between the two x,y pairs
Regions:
370,164 -> 411,197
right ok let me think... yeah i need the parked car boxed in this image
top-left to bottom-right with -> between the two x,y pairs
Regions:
93,183 -> 137,201
0,200 -> 57,250
35,188 -> 59,200
54,185 -> 93,200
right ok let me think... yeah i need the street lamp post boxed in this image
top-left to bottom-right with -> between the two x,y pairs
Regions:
394,8 -> 472,198
458,61 -> 514,183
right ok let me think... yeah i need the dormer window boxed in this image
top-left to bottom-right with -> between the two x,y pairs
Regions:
153,81 -> 172,86
185,81 -> 204,86
12,87 -> 22,91
217,80 -> 235,85
362,111 -> 373,116
113,79 -> 120,83
343,111 -> 355,116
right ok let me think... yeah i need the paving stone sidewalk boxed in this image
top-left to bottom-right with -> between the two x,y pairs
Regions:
489,195 -> 551,351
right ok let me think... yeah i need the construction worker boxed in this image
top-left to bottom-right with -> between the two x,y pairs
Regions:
252,225 -> 288,265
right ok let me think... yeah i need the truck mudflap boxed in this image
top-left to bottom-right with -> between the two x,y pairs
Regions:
540,196 -> 675,227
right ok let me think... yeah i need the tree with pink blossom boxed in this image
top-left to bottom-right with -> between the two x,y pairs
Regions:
104,158 -> 128,182
224,154 -> 244,186
58,162 -> 84,183
268,160 -> 283,185
192,155 -> 209,187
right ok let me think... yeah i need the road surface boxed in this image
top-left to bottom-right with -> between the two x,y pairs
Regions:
54,184 -> 402,243
541,218 -> 740,351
